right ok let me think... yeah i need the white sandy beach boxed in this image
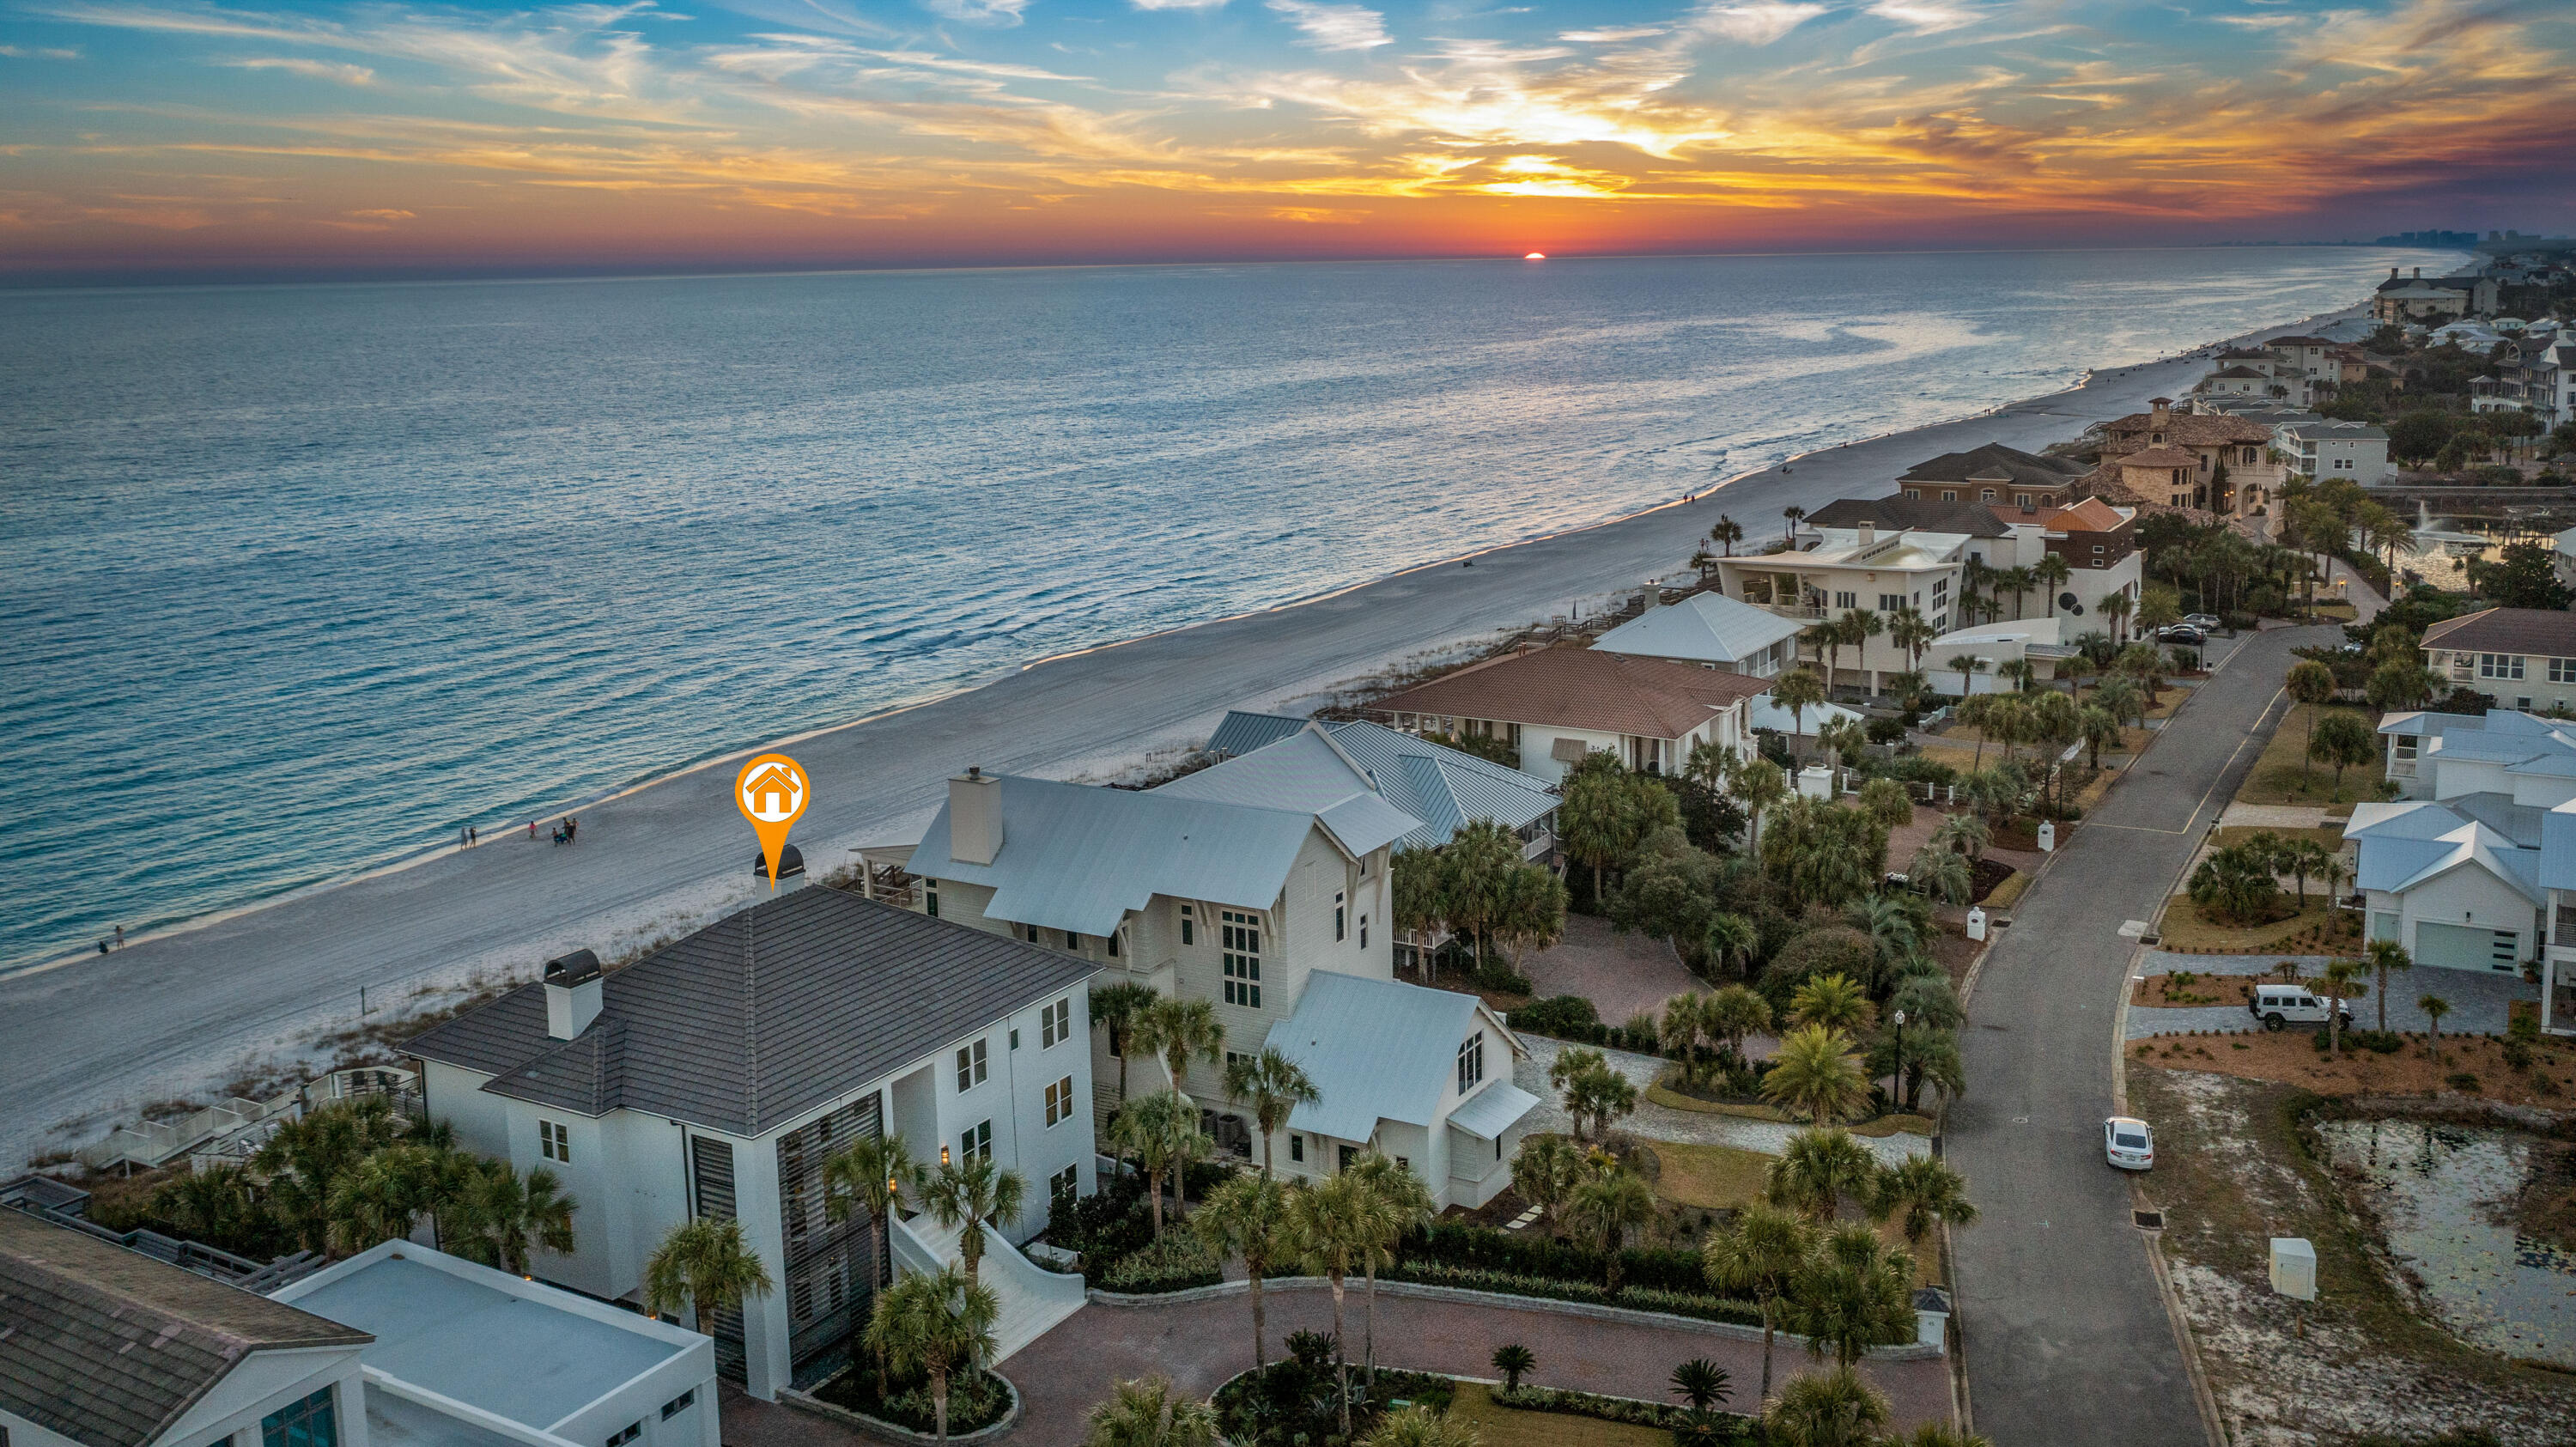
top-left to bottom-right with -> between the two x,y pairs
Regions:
0,296 -> 2366,1168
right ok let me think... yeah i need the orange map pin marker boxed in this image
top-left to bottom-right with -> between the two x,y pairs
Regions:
736,752 -> 810,890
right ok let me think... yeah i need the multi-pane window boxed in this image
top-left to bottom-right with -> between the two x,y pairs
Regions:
662,1389 -> 697,1420
2550,658 -> 2576,684
262,1388 -> 339,1447
924,883 -> 939,918
538,1120 -> 568,1164
1181,903 -> 1195,946
1834,591 -> 1857,610
2482,653 -> 2527,681
1050,1164 -> 1079,1205
962,1119 -> 992,1162
1878,593 -> 1905,612
1044,1075 -> 1076,1127
1222,910 -> 1262,1007
1456,1033 -> 1485,1093
957,1039 -> 987,1091
607,1424 -> 641,1447
1041,996 -> 1072,1049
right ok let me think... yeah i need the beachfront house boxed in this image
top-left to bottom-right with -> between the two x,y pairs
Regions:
2372,266 -> 2497,324
1366,645 -> 1771,778
904,768 -> 1540,1209
405,887 -> 1098,1401
2275,419 -> 2391,487
2099,400 -> 2279,517
2200,364 -> 2281,401
1892,441 -> 2091,511
1591,589 -> 1806,678
2421,610 -> 2576,716
1199,711 -> 1561,859
1711,523 -> 1968,694
1802,493 -> 2142,635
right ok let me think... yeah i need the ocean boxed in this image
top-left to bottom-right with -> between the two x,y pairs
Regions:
0,246 -> 2439,967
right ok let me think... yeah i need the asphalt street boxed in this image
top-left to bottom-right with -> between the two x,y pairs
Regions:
1950,623 -> 2327,1447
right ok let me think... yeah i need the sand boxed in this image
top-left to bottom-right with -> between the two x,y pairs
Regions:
0,297 -> 2370,1169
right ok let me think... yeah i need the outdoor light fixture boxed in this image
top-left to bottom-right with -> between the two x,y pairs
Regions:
941,1145 -> 951,1165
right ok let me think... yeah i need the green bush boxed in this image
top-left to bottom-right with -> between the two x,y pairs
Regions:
1401,1222 -> 1743,1303
1473,957 -> 1535,994
1493,1385 -> 1755,1439
1885,755 -> 1957,787
1509,994 -> 1601,1037
2445,1071 -> 2483,1094
816,1367 -> 1012,1434
2502,1039 -> 2534,1073
1100,1231 -> 1223,1293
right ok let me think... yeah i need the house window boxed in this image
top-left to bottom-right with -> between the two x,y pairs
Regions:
1980,489 -> 1996,502
1290,1134 -> 1305,1164
1222,910 -> 1263,1007
1905,488 -> 1921,499
1456,1033 -> 1485,1093
262,1388 -> 339,1447
1181,903 -> 1194,946
925,883 -> 939,918
963,1119 -> 992,1162
1024,921 -> 1042,945
1042,997 -> 1072,1049
2550,658 -> 2576,684
662,1389 -> 697,1420
1360,914 -> 1369,948
1335,891 -> 1346,942
1941,489 -> 1957,502
1834,591 -> 1857,610
1107,927 -> 1120,958
1339,1145 -> 1357,1172
957,1039 -> 987,1091
1066,930 -> 1079,950
1050,1164 -> 1079,1205
1878,593 -> 1904,612
1044,1075 -> 1076,1127
607,1425 -> 642,1447
538,1120 -> 568,1164
2481,653 -> 2527,681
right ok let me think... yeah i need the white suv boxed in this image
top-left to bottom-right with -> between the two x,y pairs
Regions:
2247,982 -> 2354,1032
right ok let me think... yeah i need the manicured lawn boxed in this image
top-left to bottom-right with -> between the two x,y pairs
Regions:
2230,702 -> 2380,809
1447,1383 -> 1671,1446
2153,893 -> 2360,953
1644,1140 -> 1773,1211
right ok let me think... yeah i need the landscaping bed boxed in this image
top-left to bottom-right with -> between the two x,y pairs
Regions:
1212,1350 -> 1455,1445
1449,1382 -> 1679,1446
2154,894 -> 2360,953
810,1363 -> 1013,1437
2129,1029 -> 2576,1109
1041,1170 -> 1226,1291
1390,1221 -> 1765,1327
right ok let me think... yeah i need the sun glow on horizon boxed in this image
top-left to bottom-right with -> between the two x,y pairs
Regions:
1525,252 -> 1546,260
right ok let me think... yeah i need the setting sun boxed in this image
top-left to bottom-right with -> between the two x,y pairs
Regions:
1525,252 -> 1546,261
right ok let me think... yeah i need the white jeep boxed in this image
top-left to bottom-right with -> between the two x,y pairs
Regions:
2247,982 -> 2354,1032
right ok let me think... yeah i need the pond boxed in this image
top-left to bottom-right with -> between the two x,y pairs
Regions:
2319,1118 -> 2576,1366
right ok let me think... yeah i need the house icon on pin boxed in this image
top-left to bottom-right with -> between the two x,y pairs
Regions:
743,761 -> 803,821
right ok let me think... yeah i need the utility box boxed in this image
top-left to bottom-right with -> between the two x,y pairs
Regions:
2037,820 -> 2057,853
1966,908 -> 1988,942
2269,1237 -> 2317,1301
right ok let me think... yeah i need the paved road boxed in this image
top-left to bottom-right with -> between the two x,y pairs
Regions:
0,312 -> 2362,1169
1950,623 -> 2325,1447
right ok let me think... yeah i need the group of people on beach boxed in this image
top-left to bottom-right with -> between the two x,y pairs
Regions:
537,815 -> 580,846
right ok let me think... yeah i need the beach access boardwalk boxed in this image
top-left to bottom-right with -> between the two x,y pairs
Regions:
0,312 -> 2364,1170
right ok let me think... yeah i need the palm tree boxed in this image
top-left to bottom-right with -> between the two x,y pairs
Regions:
1790,1224 -> 1916,1367
1730,759 -> 1789,856
865,1265 -> 999,1444
1765,1127 -> 1881,1222
255,1097 -> 412,1255
2286,660 -> 2339,777
2078,703 -> 2123,770
1704,982 -> 1772,1058
1132,995 -> 1224,1102
1773,667 -> 1826,745
1347,1152 -> 1435,1385
644,1215 -> 775,1336
1764,1365 -> 1892,1447
1091,981 -> 1162,1103
1998,566 -> 2036,620
154,1162 -> 261,1255
1490,1342 -> 1535,1391
1944,653 -> 1988,704
2032,553 -> 2071,618
1789,973 -> 1870,1033
1907,843 -> 1972,905
2091,673 -> 2145,729
2366,939 -> 2414,1034
2284,838 -> 2330,907
1223,1047 -> 1320,1178
1084,1375 -> 1221,1447
824,1134 -> 924,1309
2322,852 -> 2350,913
1510,1135 -> 1585,1232
455,1159 -> 576,1274
2099,588 -> 2134,644
924,1152 -> 1026,1286
1287,1169 -> 1389,1438
2318,956 -> 2366,1056
1995,658 -> 2037,696
2421,994 -> 2451,1061
1761,1024 -> 1871,1126
1783,504 -> 1807,540
1886,605 -> 1936,673
1563,1168 -> 1656,1293
1560,757 -> 1635,903
1704,913 -> 1760,980
1108,1090 -> 1211,1237
1870,1153 -> 1977,1251
1704,1203 -> 1814,1401
1192,1172 -> 1296,1372
1838,609 -> 1884,692
1670,1357 -> 1734,1412
1711,515 -> 1745,557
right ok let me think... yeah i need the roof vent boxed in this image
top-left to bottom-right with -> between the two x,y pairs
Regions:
544,949 -> 603,1040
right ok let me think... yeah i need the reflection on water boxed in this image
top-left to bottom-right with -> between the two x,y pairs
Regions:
2322,1119 -> 2576,1365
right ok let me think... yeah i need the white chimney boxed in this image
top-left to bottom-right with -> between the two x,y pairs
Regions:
950,767 -> 1003,866
544,949 -> 603,1041
1857,523 -> 1876,546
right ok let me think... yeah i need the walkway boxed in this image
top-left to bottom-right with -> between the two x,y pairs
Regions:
1948,621 -> 2330,1447
1520,915 -> 1699,1026
1516,1035 -> 1929,1165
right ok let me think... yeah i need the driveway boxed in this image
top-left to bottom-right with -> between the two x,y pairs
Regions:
1521,915 -> 1700,1027
1948,622 -> 2329,1447
2125,951 -> 2534,1039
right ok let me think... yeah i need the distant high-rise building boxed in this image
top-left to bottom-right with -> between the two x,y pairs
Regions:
2374,229 -> 2479,246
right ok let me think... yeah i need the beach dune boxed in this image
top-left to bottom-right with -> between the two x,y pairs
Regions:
0,307 -> 2355,1169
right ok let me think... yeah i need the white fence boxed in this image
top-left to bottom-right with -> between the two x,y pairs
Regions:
83,1064 -> 422,1172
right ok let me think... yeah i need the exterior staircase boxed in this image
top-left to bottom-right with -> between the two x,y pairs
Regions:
891,1212 -> 1087,1365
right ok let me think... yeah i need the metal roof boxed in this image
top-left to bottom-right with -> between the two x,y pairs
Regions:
1446,1079 -> 1541,1140
2344,800 -> 2544,905
1262,973 -> 1522,1143
0,1210 -> 372,1447
913,775 -> 1396,937
1183,714 -> 1553,849
1594,592 -> 1807,666
405,888 -> 1095,1137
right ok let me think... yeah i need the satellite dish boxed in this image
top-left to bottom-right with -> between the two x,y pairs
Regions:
2059,592 -> 2080,610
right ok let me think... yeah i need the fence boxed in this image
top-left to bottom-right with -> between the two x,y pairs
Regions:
83,1063 -> 422,1172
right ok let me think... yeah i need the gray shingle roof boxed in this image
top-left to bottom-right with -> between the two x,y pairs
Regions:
1894,442 -> 2087,488
1804,496 -> 2013,538
405,889 -> 1095,1137
2423,607 -> 2576,659
1182,714 -> 1553,849
0,1210 -> 371,1447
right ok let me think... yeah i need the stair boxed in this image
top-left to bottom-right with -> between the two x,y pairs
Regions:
893,1213 -> 1087,1364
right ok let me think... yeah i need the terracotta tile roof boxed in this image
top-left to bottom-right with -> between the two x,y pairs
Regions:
2027,496 -> 2128,532
2423,608 -> 2576,658
1369,646 -> 1771,741
2105,411 -> 2270,447
0,1211 -> 371,1447
2118,445 -> 2201,469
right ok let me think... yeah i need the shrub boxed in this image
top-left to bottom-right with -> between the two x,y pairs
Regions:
2446,1072 -> 2483,1094
1474,957 -> 1534,994
1885,755 -> 1957,787
817,1367 -> 1012,1435
2346,1030 -> 2403,1055
1865,717 -> 1907,746
2223,611 -> 2258,632
1100,1231 -> 1223,1293
1493,1385 -> 1755,1439
1510,994 -> 1601,1039
1759,926 -> 1877,1005
2503,1039 -> 2534,1073
1402,1222 -> 1722,1298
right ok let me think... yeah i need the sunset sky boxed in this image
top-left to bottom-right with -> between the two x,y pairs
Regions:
3,0 -> 2571,277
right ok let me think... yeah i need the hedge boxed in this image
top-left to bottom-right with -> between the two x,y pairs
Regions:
1383,1262 -> 1765,1329
1506,995 -> 1665,1055
1405,1221 -> 1713,1297
1493,1384 -> 1756,1440
1099,1232 -> 1222,1293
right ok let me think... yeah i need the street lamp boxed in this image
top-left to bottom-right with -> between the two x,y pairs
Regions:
1888,1008 -> 1907,1109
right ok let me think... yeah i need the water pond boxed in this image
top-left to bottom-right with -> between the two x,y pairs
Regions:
2319,1118 -> 2576,1366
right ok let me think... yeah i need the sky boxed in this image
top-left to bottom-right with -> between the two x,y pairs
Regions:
2,0 -> 2572,277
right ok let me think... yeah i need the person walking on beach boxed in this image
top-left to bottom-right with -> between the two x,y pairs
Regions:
529,819 -> 538,841
468,825 -> 477,847
113,925 -> 123,950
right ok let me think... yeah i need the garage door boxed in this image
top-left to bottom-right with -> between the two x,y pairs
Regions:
2415,921 -> 2518,972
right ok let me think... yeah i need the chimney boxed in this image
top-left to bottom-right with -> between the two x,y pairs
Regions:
2390,266 -> 2400,279
544,949 -> 603,1041
2149,398 -> 2171,427
950,767 -> 1003,866
2414,266 -> 2422,279
1857,522 -> 1876,546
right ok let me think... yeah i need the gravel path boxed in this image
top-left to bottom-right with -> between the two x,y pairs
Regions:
1515,1034 -> 1929,1165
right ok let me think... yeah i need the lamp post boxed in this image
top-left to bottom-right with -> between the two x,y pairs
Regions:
1889,1008 -> 1907,1109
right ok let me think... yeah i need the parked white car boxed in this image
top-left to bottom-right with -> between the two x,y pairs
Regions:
2105,1116 -> 2154,1171
2184,613 -> 2221,631
2247,982 -> 2354,1032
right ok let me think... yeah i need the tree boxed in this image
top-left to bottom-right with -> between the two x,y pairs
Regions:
1704,983 -> 1774,1058
1838,610 -> 1884,690
1389,847 -> 1444,976
322,1142 -> 458,1257
454,1159 -> 576,1274
2318,956 -> 2366,1057
1435,818 -> 1527,969
2034,553 -> 2072,618
1287,1169 -> 1390,1438
1704,913 -> 1760,980
1564,1168 -> 1657,1292
1711,515 -> 1744,556
255,1097 -> 414,1256
1887,605 -> 1937,672
2366,939 -> 2413,1034
2188,843 -> 2281,925
155,1163 -> 264,1256
2136,585 -> 2183,637
1193,1172 -> 1297,1373
1704,1202 -> 1815,1401
1346,1152 -> 1435,1385
2309,710 -> 2379,799
865,1265 -> 999,1444
2365,659 -> 2439,712
823,1133 -> 925,1353
2421,993 -> 2451,1061
2388,410 -> 2452,466
2471,540 -> 2574,610
2092,673 -> 2145,729
1561,757 -> 1642,903
1765,1127 -> 1881,1222
1870,1154 -> 1977,1251
2078,704 -> 2123,772
1108,1090 -> 1211,1237
1789,973 -> 1870,1033
1491,1342 -> 1536,1391
1907,843 -> 1972,906
1945,653 -> 1989,702
1492,859 -> 1569,971
1856,777 -> 1912,830
1773,667 -> 1827,744
2285,662 -> 2339,781
1764,1365 -> 1892,1447
1729,758 -> 1790,857
1091,981 -> 1162,1102
2100,588 -> 2135,644
1815,714 -> 1869,769
1510,1135 -> 1585,1231
1223,1048 -> 1320,1178
1761,1024 -> 1871,1127
1550,1047 -> 1639,1143
2281,838 -> 2330,906
1133,995 -> 1224,1101
644,1215 -> 775,1336
1760,797 -> 1889,913
1789,1224 -> 1917,1368
924,1152 -> 1026,1287
1085,1375 -> 1222,1447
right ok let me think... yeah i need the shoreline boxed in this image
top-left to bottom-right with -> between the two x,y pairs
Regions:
0,288 -> 2373,1166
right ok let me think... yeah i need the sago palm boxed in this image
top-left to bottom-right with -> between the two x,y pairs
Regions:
1760,1024 -> 1871,1127
1084,1374 -> 1222,1447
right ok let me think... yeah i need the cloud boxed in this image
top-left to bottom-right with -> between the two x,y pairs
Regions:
1867,0 -> 1983,34
222,55 -> 374,82
345,207 -> 413,218
2214,11 -> 2302,27
1692,2 -> 1826,46
918,0 -> 1032,25
1558,25 -> 1663,42
0,44 -> 86,57
1130,0 -> 1227,9
1266,0 -> 1390,51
